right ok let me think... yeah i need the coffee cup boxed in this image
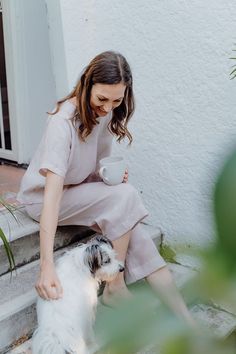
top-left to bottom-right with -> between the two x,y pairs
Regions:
99,156 -> 126,186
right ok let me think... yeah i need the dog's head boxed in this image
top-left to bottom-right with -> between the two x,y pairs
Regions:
83,235 -> 124,281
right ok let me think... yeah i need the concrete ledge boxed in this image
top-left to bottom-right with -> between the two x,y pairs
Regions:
191,304 -> 236,338
0,207 -> 39,245
0,244 -> 83,353
0,207 -> 95,275
0,212 -> 161,276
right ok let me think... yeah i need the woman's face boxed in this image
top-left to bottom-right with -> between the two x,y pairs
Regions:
90,83 -> 126,117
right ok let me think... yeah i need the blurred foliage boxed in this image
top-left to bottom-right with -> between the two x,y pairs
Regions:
230,47 -> 236,80
0,196 -> 16,272
95,149 -> 236,353
159,244 -> 177,264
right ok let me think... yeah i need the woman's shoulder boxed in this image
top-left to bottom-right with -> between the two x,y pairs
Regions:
45,101 -> 77,133
57,99 -> 77,117
47,100 -> 76,125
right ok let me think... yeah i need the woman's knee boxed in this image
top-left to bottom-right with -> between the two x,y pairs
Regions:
106,183 -> 141,206
112,183 -> 139,199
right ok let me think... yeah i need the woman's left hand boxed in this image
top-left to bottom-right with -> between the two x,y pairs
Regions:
123,169 -> 128,183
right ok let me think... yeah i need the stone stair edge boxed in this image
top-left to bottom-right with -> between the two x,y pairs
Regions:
0,206 -> 162,245
0,224 -> 162,307
0,207 -> 39,245
0,236 -> 96,308
0,290 -> 36,322
0,244 -> 86,353
0,221 -> 162,276
0,223 -> 95,276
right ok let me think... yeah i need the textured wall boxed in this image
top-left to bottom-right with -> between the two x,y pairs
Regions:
57,0 -> 236,247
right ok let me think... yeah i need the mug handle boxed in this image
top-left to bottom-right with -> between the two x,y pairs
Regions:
99,166 -> 110,184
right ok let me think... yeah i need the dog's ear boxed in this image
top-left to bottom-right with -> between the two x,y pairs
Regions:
94,235 -> 113,249
84,244 -> 102,275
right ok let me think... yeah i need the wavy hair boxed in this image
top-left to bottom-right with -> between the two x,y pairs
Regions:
50,51 -> 134,144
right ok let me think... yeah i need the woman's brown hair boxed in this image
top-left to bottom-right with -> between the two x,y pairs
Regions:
50,51 -> 134,144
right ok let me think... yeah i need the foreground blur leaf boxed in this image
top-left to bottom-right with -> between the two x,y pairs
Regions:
214,150 -> 236,273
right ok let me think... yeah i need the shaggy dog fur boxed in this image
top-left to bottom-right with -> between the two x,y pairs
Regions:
32,236 -> 124,354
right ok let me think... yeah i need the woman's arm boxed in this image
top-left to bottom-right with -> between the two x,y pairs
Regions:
35,171 -> 64,300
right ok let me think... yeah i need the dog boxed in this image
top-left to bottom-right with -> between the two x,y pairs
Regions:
32,235 -> 124,354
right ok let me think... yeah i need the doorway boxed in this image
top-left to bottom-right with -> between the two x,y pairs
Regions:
0,0 -> 56,164
0,1 -> 13,159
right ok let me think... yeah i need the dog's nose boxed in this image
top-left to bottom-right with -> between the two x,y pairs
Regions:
119,265 -> 125,272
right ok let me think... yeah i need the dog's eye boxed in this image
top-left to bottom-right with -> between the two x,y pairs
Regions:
103,259 -> 111,264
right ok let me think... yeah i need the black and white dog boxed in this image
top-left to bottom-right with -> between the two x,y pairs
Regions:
32,236 -> 124,354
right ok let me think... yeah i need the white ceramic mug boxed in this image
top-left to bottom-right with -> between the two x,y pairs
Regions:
99,156 -> 126,186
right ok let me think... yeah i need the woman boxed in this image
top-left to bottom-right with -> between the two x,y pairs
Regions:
17,51 -> 193,324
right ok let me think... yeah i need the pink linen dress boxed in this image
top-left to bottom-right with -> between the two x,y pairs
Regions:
17,100 -> 166,284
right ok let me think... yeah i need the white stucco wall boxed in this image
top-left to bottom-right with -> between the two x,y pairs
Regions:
51,0 -> 236,248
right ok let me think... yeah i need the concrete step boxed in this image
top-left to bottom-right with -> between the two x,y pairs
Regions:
0,246 -> 76,353
0,210 -> 161,276
168,265 -> 236,337
0,207 -> 95,275
6,266 -> 236,354
5,341 -> 31,354
190,303 -> 236,338
0,224 -> 162,353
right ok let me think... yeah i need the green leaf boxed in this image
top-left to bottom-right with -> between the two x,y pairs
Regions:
0,195 -> 18,272
214,150 -> 236,273
0,196 -> 19,224
160,243 -> 177,263
230,68 -> 236,76
0,227 -> 16,272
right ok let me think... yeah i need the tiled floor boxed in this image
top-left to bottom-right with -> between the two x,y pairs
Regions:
0,165 -> 26,204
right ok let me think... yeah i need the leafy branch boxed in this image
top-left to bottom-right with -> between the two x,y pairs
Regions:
229,47 -> 236,79
0,196 -> 16,272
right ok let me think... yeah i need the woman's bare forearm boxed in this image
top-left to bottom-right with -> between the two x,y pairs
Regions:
40,203 -> 60,265
39,171 -> 64,266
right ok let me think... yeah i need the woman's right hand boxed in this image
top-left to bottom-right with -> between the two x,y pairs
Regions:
35,261 -> 63,300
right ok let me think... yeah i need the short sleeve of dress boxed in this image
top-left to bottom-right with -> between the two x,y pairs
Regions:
39,115 -> 72,178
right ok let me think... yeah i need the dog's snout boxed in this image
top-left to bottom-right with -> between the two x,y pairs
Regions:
119,264 -> 125,272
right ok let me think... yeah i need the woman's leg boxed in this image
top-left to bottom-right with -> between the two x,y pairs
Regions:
102,231 -> 133,306
146,267 -> 195,326
90,223 -> 133,305
119,223 -> 194,325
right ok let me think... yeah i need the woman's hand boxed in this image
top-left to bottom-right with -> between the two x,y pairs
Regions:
35,261 -> 63,300
123,169 -> 129,183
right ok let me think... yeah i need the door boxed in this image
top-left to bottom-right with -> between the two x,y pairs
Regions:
0,0 -> 17,161
0,0 -> 57,164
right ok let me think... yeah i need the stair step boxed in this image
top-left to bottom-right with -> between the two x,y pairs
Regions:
210,298 -> 236,317
0,246 -> 75,353
4,340 -> 31,354
3,263 -> 184,354
168,262 -> 197,289
191,304 -> 236,338
0,224 -> 162,353
6,288 -> 236,354
0,207 -> 94,275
